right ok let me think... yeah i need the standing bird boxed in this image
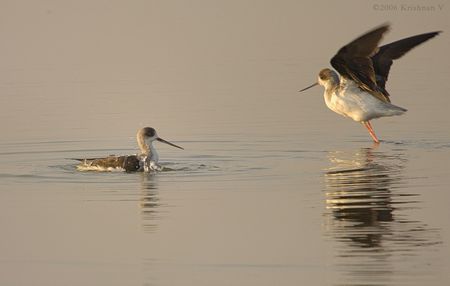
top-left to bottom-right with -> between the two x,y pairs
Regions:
76,127 -> 183,172
300,24 -> 441,143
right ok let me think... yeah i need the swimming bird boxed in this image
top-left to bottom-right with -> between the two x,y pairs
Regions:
300,24 -> 441,143
76,127 -> 183,172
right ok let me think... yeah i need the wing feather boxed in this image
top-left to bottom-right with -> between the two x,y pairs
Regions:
372,31 -> 441,89
331,24 -> 390,102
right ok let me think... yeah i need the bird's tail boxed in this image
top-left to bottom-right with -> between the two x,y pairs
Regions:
384,102 -> 407,116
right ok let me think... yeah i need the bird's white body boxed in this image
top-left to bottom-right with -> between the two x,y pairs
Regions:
324,77 -> 406,122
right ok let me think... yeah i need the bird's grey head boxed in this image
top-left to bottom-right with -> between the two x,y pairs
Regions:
318,68 -> 339,88
142,127 -> 157,141
137,126 -> 184,155
137,127 -> 158,154
299,68 -> 340,93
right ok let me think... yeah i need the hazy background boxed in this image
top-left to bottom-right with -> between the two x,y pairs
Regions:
1,1 -> 448,141
0,1 -> 449,285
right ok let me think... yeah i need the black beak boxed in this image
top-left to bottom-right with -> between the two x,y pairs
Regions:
298,82 -> 319,92
156,137 -> 184,150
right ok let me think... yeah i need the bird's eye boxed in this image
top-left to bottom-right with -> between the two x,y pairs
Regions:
145,128 -> 156,137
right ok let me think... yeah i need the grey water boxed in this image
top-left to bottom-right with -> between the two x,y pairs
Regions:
1,1 -> 450,285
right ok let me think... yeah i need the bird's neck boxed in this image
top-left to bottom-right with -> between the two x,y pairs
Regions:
137,136 -> 157,160
137,135 -> 148,154
139,142 -> 158,162
148,143 -> 158,162
323,80 -> 339,104
323,90 -> 333,105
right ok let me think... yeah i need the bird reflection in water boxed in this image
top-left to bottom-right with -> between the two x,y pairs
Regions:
324,144 -> 441,285
139,173 -> 162,232
325,145 -> 402,247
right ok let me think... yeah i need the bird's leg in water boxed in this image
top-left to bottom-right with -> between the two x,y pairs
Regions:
363,121 -> 380,143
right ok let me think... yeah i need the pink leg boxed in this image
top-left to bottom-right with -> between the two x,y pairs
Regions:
363,121 -> 380,143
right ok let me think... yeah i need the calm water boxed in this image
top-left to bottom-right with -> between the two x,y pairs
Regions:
1,2 -> 450,285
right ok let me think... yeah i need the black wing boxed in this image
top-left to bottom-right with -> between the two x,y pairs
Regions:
372,31 -> 441,90
331,24 -> 390,102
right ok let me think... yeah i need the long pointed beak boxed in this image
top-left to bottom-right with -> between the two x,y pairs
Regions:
298,82 -> 319,92
157,137 -> 184,150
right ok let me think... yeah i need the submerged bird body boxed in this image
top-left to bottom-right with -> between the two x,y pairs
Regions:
300,24 -> 441,143
76,127 -> 183,172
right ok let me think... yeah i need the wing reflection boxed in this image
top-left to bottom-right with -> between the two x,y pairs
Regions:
324,145 -> 441,285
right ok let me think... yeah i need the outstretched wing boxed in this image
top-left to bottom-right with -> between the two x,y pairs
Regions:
331,24 -> 390,102
372,31 -> 441,90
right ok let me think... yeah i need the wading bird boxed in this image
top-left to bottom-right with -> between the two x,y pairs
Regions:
300,24 -> 440,143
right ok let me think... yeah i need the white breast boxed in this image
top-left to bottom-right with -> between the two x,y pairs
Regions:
324,80 -> 398,122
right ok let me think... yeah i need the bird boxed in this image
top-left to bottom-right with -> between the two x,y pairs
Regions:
76,127 -> 183,172
299,24 -> 441,143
